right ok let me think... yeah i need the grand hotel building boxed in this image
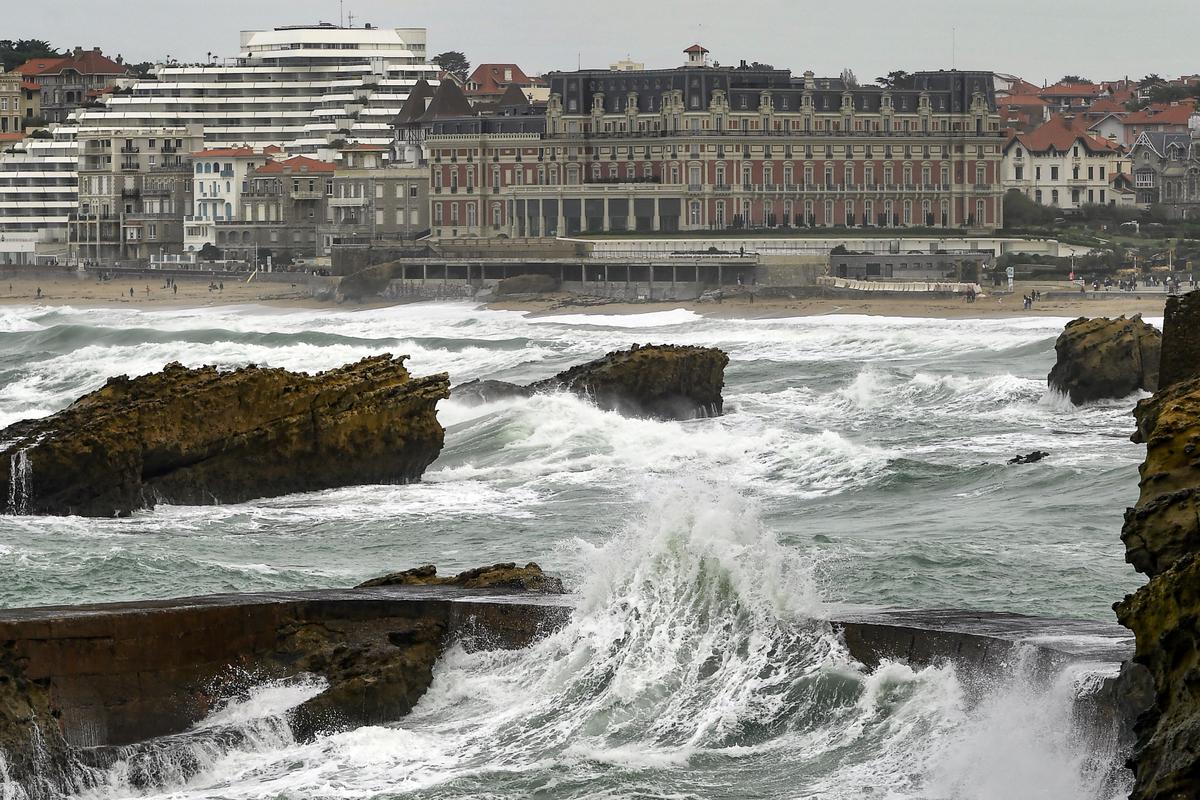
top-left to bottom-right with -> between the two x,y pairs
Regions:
406,50 -> 1006,239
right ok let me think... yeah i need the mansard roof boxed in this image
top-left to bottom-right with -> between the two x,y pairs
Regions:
545,67 -> 996,115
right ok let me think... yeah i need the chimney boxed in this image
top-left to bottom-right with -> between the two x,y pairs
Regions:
93,47 -> 101,54
73,47 -> 83,58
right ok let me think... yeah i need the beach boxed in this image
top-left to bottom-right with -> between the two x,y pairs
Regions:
0,270 -> 1173,319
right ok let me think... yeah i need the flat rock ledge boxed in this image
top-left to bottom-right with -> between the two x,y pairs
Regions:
358,562 -> 565,594
1116,291 -> 1200,800
453,343 -> 729,420
1047,315 -> 1161,404
0,355 -> 449,517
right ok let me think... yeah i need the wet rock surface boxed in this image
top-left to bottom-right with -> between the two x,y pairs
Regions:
1116,291 -> 1200,800
1047,315 -> 1161,404
1008,450 -> 1050,465
0,355 -> 449,517
454,344 -> 729,420
357,562 -> 566,594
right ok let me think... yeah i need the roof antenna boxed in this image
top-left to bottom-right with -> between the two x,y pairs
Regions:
339,0 -> 344,27
951,26 -> 956,70
348,10 -> 355,28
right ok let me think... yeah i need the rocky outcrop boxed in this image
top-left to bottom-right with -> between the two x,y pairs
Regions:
357,562 -> 565,594
0,581 -> 570,798
454,344 -> 729,420
338,262 -> 404,302
0,356 -> 449,517
496,273 -> 560,295
1047,315 -> 1161,404
1116,291 -> 1200,800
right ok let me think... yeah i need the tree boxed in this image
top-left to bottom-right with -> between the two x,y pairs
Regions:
1139,74 -> 1165,88
1060,75 -> 1088,84
840,68 -> 859,87
198,242 -> 222,262
876,70 -> 910,88
432,51 -> 470,83
1002,189 -> 1055,229
0,39 -> 61,72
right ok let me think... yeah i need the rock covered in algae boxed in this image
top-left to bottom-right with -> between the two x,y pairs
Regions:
1047,315 -> 1161,404
357,562 -> 565,594
1116,291 -> 1200,799
454,344 -> 729,420
0,355 -> 449,517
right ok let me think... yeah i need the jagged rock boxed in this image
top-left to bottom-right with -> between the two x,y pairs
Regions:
1008,450 -> 1049,465
1047,315 -> 1161,404
531,344 -> 728,419
1116,291 -> 1200,800
0,355 -> 449,517
451,344 -> 729,420
338,262 -> 404,302
496,273 -> 560,295
451,379 -> 531,404
357,562 -> 565,594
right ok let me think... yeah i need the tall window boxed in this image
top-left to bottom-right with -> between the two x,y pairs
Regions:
467,203 -> 477,227
903,200 -> 912,225
689,201 -> 702,226
715,200 -> 726,227
824,199 -> 834,226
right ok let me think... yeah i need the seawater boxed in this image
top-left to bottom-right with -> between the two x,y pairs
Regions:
0,302 -> 1143,799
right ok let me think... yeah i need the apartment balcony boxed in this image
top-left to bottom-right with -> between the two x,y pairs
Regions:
119,145 -> 140,154
121,188 -> 141,199
329,196 -> 369,208
120,161 -> 140,172
160,144 -> 178,154
219,169 -> 235,178
291,189 -> 325,201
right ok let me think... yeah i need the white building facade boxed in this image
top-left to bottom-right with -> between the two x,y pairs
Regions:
0,23 -> 438,265
1003,121 -> 1122,209
184,148 -> 270,251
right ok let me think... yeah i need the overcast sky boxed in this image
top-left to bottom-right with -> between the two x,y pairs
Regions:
8,0 -> 1195,85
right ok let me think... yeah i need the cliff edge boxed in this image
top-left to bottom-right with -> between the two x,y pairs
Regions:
1116,292 -> 1200,799
1047,315 -> 1161,405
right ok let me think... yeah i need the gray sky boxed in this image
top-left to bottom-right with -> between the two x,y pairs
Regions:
8,0 -> 1195,85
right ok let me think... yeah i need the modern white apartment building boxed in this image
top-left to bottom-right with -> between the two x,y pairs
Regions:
75,24 -> 437,156
0,130 -> 78,264
0,23 -> 438,264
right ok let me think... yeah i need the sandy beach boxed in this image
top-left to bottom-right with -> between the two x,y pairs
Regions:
487,284 -> 1173,321
0,272 -> 322,310
0,271 -> 1173,320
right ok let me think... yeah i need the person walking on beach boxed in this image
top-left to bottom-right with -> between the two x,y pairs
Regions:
129,287 -> 134,298
173,283 -> 178,296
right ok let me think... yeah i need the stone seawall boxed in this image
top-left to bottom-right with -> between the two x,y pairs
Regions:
0,590 -> 1141,798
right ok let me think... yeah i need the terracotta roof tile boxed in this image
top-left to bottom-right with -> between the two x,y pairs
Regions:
1007,115 -> 1119,154
1123,100 -> 1198,126
252,155 -> 336,175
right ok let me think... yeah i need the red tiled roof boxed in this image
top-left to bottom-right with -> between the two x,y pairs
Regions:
465,63 -> 533,95
15,58 -> 65,76
684,44 -> 709,54
1007,114 -> 1118,154
253,155 -> 336,174
20,80 -> 40,91
193,147 -> 258,158
263,144 -> 284,154
0,132 -> 27,143
1122,100 -> 1198,126
1002,94 -> 1049,107
1005,79 -> 1041,95
1087,97 -> 1128,114
1039,82 -> 1103,97
18,50 -> 128,77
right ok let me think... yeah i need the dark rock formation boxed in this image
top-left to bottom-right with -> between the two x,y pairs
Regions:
451,378 -> 531,405
338,262 -> 404,302
1116,290 -> 1200,800
1158,292 -> 1200,389
453,344 -> 729,420
0,582 -> 571,798
1008,450 -> 1049,465
0,355 -> 449,517
1047,315 -> 1161,404
357,562 -> 565,594
496,273 -> 560,295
